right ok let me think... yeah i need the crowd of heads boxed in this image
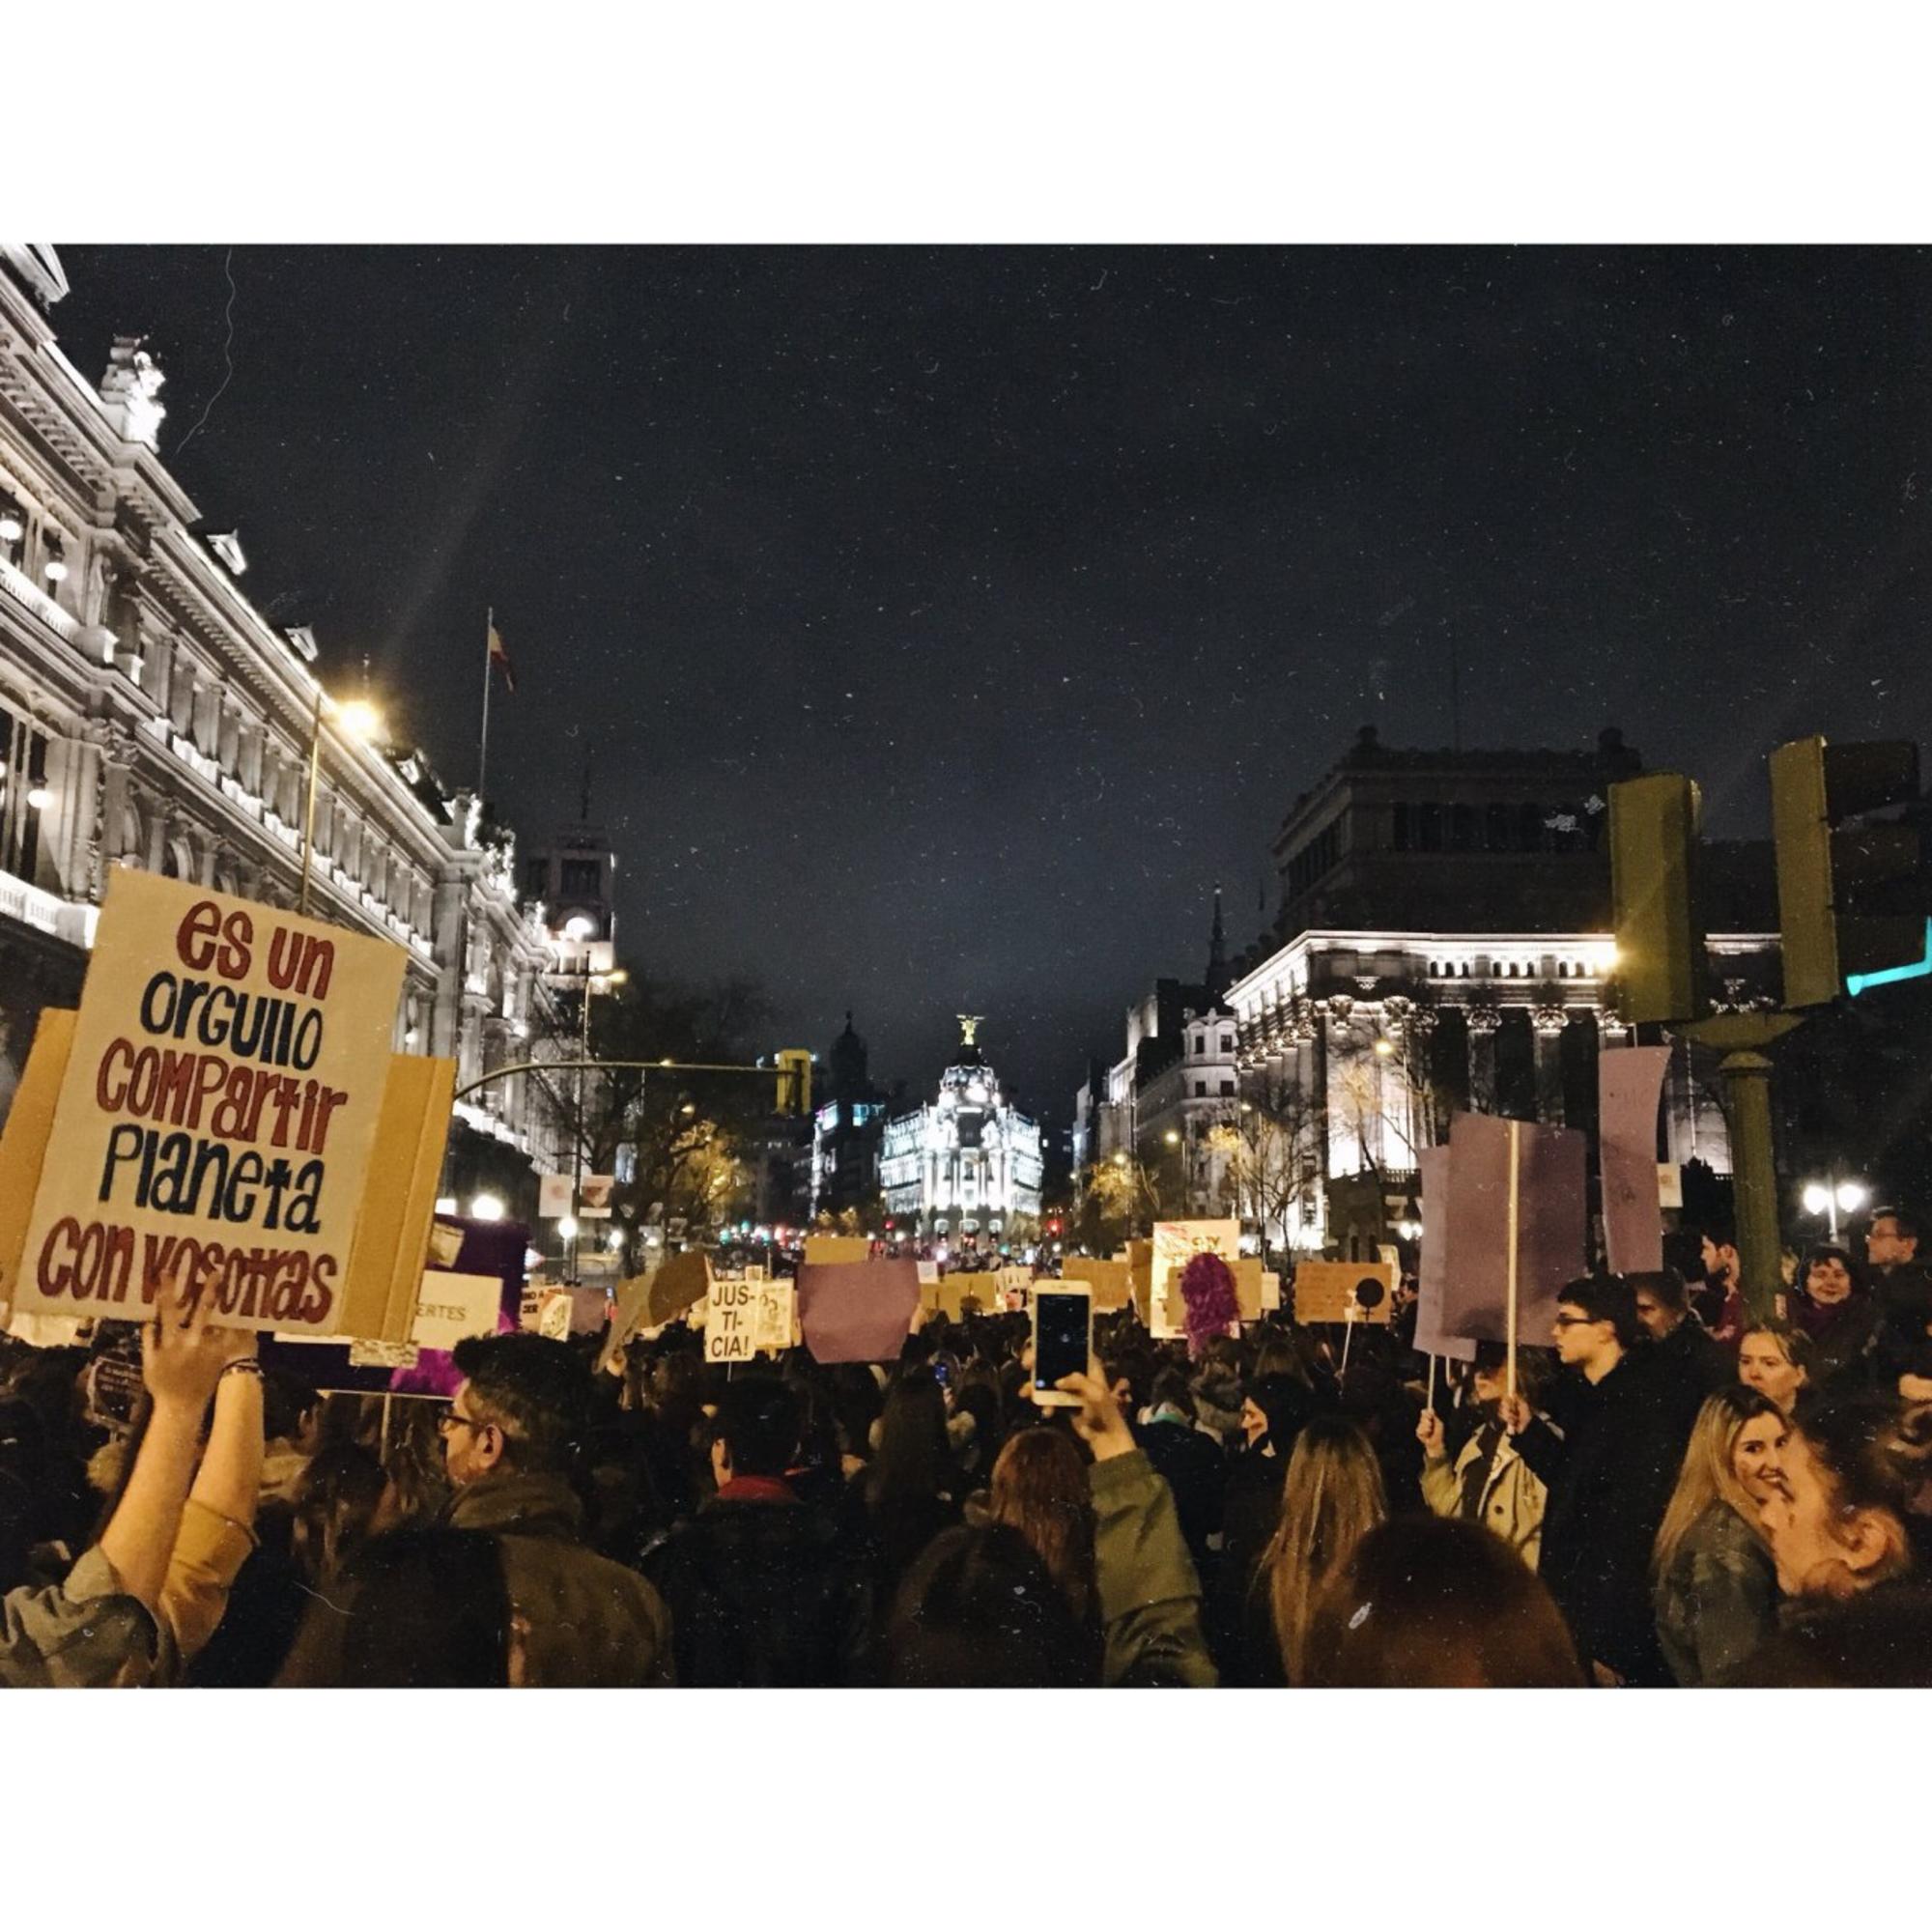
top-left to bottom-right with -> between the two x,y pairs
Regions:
4,1191 -> 1931,1690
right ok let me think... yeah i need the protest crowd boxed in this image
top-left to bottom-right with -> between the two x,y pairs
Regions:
4,1209 -> 1932,1690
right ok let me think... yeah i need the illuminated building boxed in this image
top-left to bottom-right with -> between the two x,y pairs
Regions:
880,1015 -> 1043,1242
0,243 -> 571,1209
1222,726 -> 1780,1254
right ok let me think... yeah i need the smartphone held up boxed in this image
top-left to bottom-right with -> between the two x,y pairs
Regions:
1030,1282 -> 1092,1407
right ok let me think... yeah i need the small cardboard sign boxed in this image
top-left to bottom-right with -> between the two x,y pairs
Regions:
1062,1258 -> 1131,1312
1293,1259 -> 1397,1325
1261,1270 -> 1282,1311
646,1249 -> 712,1326
537,1173 -> 573,1219
535,1288 -> 573,1341
804,1235 -> 869,1265
410,1270 -> 502,1351
349,1338 -> 420,1371
578,1176 -> 615,1219
1657,1162 -> 1684,1209
705,1277 -> 759,1365
751,1280 -> 796,1351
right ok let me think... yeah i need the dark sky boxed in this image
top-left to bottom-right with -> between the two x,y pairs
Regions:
48,245 -> 1932,1128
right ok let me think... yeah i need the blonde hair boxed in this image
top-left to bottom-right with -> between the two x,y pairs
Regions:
1259,1414 -> 1385,1685
1653,1386 -> 1779,1579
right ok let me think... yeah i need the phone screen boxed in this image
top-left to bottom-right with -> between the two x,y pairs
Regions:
1033,1290 -> 1092,1394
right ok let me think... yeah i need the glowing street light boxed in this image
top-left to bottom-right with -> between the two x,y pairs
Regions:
299,686 -> 384,916
469,1193 -> 505,1222
1801,1176 -> 1867,1241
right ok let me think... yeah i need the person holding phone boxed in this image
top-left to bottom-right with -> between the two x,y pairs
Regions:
1053,1365 -> 1219,1688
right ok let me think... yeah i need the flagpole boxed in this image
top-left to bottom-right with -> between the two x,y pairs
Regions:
1505,1119 -> 1521,1401
478,606 -> 494,803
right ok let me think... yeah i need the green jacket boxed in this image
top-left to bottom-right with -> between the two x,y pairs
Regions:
1653,1501 -> 1778,1687
1091,1450 -> 1218,1688
1,1546 -> 178,1689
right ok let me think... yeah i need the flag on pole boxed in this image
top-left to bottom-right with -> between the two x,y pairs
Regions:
487,619 -> 516,693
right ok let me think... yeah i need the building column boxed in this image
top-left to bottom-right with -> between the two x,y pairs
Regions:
1532,1006 -> 1568,1126
1464,1004 -> 1500,1114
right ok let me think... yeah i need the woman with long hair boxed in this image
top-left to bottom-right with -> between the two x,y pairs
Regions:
987,1426 -> 1097,1625
1256,1413 -> 1386,1686
1651,1386 -> 1785,1684
1301,1517 -> 1584,1687
861,1369 -> 961,1596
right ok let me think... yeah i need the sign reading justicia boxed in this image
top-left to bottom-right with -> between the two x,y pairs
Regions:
15,868 -> 406,1333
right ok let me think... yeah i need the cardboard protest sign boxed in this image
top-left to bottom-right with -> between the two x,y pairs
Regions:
803,1235 -> 868,1265
1150,1221 -> 1239,1339
1061,1258 -> 1130,1312
349,1338 -> 420,1371
705,1277 -> 760,1364
797,1259 -> 920,1362
409,1270 -> 503,1351
1657,1163 -> 1683,1209
9,871 -> 409,1336
578,1175 -> 615,1219
646,1249 -> 711,1326
1125,1239 -> 1152,1324
599,1268 -> 657,1371
1233,1256 -> 1264,1322
1599,1047 -> 1671,1275
751,1280 -> 796,1351
1412,1144 -> 1477,1363
1293,1259 -> 1397,1325
995,1265 -> 1033,1304
537,1173 -> 573,1219
0,1008 -> 74,1329
1260,1271 -> 1281,1311
1437,1112 -> 1586,1350
536,1288 -> 573,1340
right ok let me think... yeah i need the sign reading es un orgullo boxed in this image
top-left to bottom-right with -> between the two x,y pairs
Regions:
16,868 -> 406,1334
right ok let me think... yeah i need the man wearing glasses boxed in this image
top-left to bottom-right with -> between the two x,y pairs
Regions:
1499,1274 -> 1692,1687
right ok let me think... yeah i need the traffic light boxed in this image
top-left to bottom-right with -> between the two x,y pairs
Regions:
1770,737 -> 1929,1006
1609,773 -> 1709,1025
775,1048 -> 812,1116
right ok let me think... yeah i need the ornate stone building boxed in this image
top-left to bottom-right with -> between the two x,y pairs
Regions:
880,1017 -> 1043,1244
0,244 -> 573,1209
1222,727 -> 1782,1254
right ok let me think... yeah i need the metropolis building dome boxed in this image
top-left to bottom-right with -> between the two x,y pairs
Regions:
879,1015 -> 1043,1244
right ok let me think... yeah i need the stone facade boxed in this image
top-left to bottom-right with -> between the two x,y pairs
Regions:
0,245 -> 573,1206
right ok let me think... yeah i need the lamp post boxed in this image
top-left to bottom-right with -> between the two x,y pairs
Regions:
571,963 -> 627,1281
299,689 -> 382,918
1801,1176 -> 1867,1245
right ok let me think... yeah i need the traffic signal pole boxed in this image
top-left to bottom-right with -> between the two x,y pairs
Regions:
1680,1011 -> 1802,1323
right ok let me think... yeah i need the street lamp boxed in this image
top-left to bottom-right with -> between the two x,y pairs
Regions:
469,1192 -> 505,1222
1801,1177 -> 1867,1242
570,962 -> 628,1280
299,686 -> 384,916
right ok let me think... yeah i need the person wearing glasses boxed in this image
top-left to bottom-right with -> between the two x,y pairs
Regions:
1499,1274 -> 1694,1687
283,1334 -> 674,1687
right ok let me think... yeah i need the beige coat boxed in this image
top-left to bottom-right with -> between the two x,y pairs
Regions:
1420,1427 -> 1548,1570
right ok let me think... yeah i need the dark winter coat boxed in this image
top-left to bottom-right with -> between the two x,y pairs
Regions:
644,1475 -> 872,1687
1134,1417 -> 1225,1579
279,1470 -> 675,1687
1510,1351 -> 1692,1686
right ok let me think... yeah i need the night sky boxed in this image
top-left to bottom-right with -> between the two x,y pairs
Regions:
47,245 -> 1932,1130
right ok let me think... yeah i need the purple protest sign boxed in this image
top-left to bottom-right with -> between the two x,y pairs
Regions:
1438,1113 -> 1586,1350
1413,1144 -> 1477,1363
797,1260 -> 921,1363
1599,1046 -> 1671,1276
